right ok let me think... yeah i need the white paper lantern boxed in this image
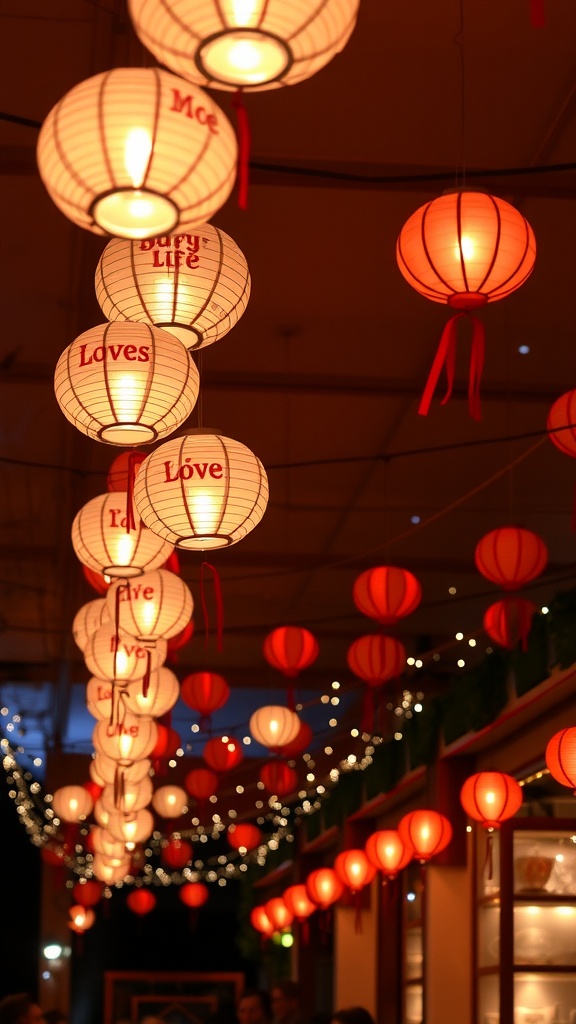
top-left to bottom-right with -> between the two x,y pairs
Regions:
123,667 -> 180,718
133,431 -> 269,549
92,714 -> 158,763
51,785 -> 94,822
72,492 -> 175,579
128,0 -> 360,91
84,625 -> 167,682
86,676 -> 115,721
152,784 -> 188,818
95,225 -> 250,351
91,755 -> 151,787
91,827 -> 128,862
101,775 -> 154,815
105,808 -> 155,844
93,798 -> 111,828
37,67 -> 237,239
55,322 -> 199,445
107,570 -> 193,641
91,853 -> 132,883
249,705 -> 301,748
72,598 -> 110,651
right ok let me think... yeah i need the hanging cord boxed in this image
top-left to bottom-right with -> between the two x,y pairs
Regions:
231,89 -> 251,210
453,0 -> 467,189
200,561 -> 224,651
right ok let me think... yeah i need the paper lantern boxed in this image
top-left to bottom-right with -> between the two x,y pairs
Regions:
228,823 -> 262,852
270,720 -> 313,757
107,570 -> 193,641
305,867 -> 344,910
91,853 -> 131,884
72,880 -> 102,908
152,784 -> 188,818
185,767 -> 219,801
167,619 -> 194,654
83,564 -> 111,595
150,724 -> 181,760
107,451 -> 147,492
127,888 -> 156,915
347,635 -> 405,688
259,760 -> 298,797
180,882 -> 209,908
72,492 -> 174,578
547,390 -> 576,458
398,809 -> 453,863
203,735 -> 243,772
72,598 -> 109,651
84,625 -> 167,682
546,728 -> 576,792
249,706 -> 301,749
93,799 -> 111,829
133,431 -> 269,550
250,905 -> 273,937
55,322 -> 199,446
90,827 -> 128,862
128,0 -> 360,91
101,775 -> 154,815
161,837 -> 192,869
37,67 -> 237,239
180,671 -> 230,720
334,850 -> 377,893
69,905 -> 95,932
475,527 -> 547,590
83,779 -> 104,804
105,807 -> 155,844
93,716 -> 158,763
91,755 -> 151,788
397,191 -> 536,418
460,771 -> 523,830
52,785 -> 94,823
353,566 -> 422,625
123,666 -> 180,718
282,884 -> 316,922
365,829 -> 414,879
265,897 -> 293,932
483,596 -> 537,652
263,626 -> 319,677
95,225 -> 250,352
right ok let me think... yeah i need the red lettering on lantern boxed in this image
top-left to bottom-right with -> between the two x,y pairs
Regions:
78,344 -> 150,366
108,508 -> 127,529
170,89 -> 219,135
163,461 -> 224,483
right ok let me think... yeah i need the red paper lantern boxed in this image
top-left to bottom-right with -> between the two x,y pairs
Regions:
82,564 -> 111,595
69,905 -> 96,932
126,888 -> 156,915
460,771 -> 523,830
151,725 -> 181,760
167,620 -> 194,653
334,850 -> 376,893
353,566 -> 422,625
161,838 -> 192,869
483,596 -> 537,651
365,830 -> 414,879
347,635 -> 405,688
546,728 -> 576,792
283,884 -> 316,922
398,810 -> 453,863
263,626 -> 319,677
259,761 -> 298,797
71,880 -> 102,907
547,390 -> 576,458
107,451 -> 147,492
228,823 -> 262,852
475,527 -> 547,591
270,720 -> 313,757
203,736 -> 243,772
265,897 -> 293,932
185,768 -> 219,801
180,882 -> 209,908
181,671 -> 231,718
305,867 -> 344,910
250,905 -> 273,938
83,779 -> 104,803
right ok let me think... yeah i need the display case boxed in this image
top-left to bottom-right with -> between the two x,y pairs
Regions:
476,818 -> 576,1024
402,860 -> 424,1024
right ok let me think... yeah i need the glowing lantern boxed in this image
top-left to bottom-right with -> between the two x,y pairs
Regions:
347,635 -> 405,687
150,724 -> 181,760
475,527 -> 547,590
52,785 -> 94,823
180,882 -> 209,908
107,570 -> 193,641
128,0 -> 360,91
547,391 -> 576,458
483,596 -> 537,652
72,880 -> 102,907
265,897 -> 293,932
396,191 -> 536,418
283,885 -> 316,922
228,823 -> 262,852
133,431 -> 269,550
250,905 -> 273,938
95,225 -> 250,352
93,799 -> 111,829
123,666 -> 180,718
161,838 -> 192,869
334,850 -> 377,894
365,830 -> 413,879
306,868 -> 344,910
249,706 -> 300,749
270,720 -> 313,757
545,728 -> 576,792
93,716 -> 158,763
91,853 -> 131,884
203,735 -> 243,772
152,784 -> 188,818
84,625 -> 167,682
91,755 -> 151,788
185,767 -> 219,801
37,67 -> 237,239
83,564 -> 111,595
353,566 -> 422,625
460,772 -> 523,829
90,827 -> 128,862
101,775 -> 154,815
69,905 -> 95,933
72,598 -> 109,651
259,760 -> 298,796
263,626 -> 319,676
106,808 -> 155,844
180,671 -> 230,721
72,492 -> 174,578
398,810 -> 453,863
127,889 -> 156,915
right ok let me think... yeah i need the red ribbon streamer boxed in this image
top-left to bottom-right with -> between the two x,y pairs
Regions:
200,561 -> 224,651
125,452 -> 141,533
418,313 -> 485,420
232,89 -> 251,210
530,0 -> 545,27
142,647 -> 151,699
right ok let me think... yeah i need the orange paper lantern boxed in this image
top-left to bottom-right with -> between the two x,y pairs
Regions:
185,767 -> 219,801
161,838 -> 192,869
353,566 -> 422,625
259,761 -> 298,797
180,882 -> 209,908
483,596 -> 537,651
126,888 -> 156,915
475,527 -> 547,590
347,635 -> 405,688
250,905 -> 273,937
265,897 -> 293,932
365,829 -> 413,879
398,809 -> 452,863
282,884 -> 316,922
546,728 -> 576,793
180,671 -> 230,720
460,771 -> 523,830
72,880 -> 103,907
334,850 -> 377,893
547,390 -> 576,458
203,735 -> 243,772
305,867 -> 344,910
228,823 -> 262,852
263,626 -> 319,677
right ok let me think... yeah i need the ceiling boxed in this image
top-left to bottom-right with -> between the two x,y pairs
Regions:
0,0 -> 576,783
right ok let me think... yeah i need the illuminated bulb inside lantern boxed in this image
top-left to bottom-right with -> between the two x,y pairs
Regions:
122,819 -> 138,842
103,375 -> 153,443
198,26 -> 289,86
187,491 -> 220,546
138,599 -> 158,633
125,128 -> 152,188
118,734 -> 135,760
70,798 -> 78,814
230,0 -> 259,23
457,235 -> 475,261
73,911 -> 85,927
114,532 -> 137,569
485,791 -> 496,804
420,826 -> 430,842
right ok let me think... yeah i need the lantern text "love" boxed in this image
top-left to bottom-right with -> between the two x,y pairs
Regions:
163,460 -> 223,482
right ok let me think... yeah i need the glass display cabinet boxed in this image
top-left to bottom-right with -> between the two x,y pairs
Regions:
476,818 -> 576,1024
402,860 -> 424,1024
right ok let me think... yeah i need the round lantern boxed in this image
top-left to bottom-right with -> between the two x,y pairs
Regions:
91,755 -> 151,788
475,527 -> 548,591
283,884 -> 316,922
72,492 -> 174,578
107,451 -> 147,492
105,808 -> 155,844
347,635 -> 406,688
86,676 -> 115,722
460,771 -> 523,830
203,736 -> 243,772
547,390 -> 576,458
228,823 -> 262,852
265,897 -> 293,932
483,596 -> 537,652
546,728 -> 576,792
263,626 -> 319,677
91,853 -> 131,884
95,225 -> 250,352
181,671 -> 230,720
101,775 -> 154,815
161,838 -> 192,869
270,720 -> 313,758
55,322 -> 199,446
69,905 -> 95,933
305,867 -> 344,910
249,706 -> 301,749
91,827 -> 128,862
365,829 -> 414,879
37,67 -> 237,239
185,767 -> 219,801
259,760 -> 298,797
93,799 -> 111,829
72,880 -> 102,907
72,598 -> 109,651
398,810 -> 453,863
83,779 -> 103,804
152,784 -> 188,818
180,882 -> 209,908
353,566 -> 422,625
334,850 -> 377,894
123,666 -> 180,718
107,570 -> 193,641
52,785 -> 94,823
150,724 -> 181,760
250,905 -> 273,938
93,716 -> 158,764
127,888 -> 156,915
128,0 -> 360,91
133,431 -> 269,550
84,625 -> 167,682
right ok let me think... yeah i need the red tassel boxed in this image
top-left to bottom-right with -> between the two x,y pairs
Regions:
232,89 -> 251,210
530,0 -> 545,27
484,831 -> 494,881
142,648 -> 151,699
200,561 -> 224,652
125,452 -> 141,533
418,313 -> 485,420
